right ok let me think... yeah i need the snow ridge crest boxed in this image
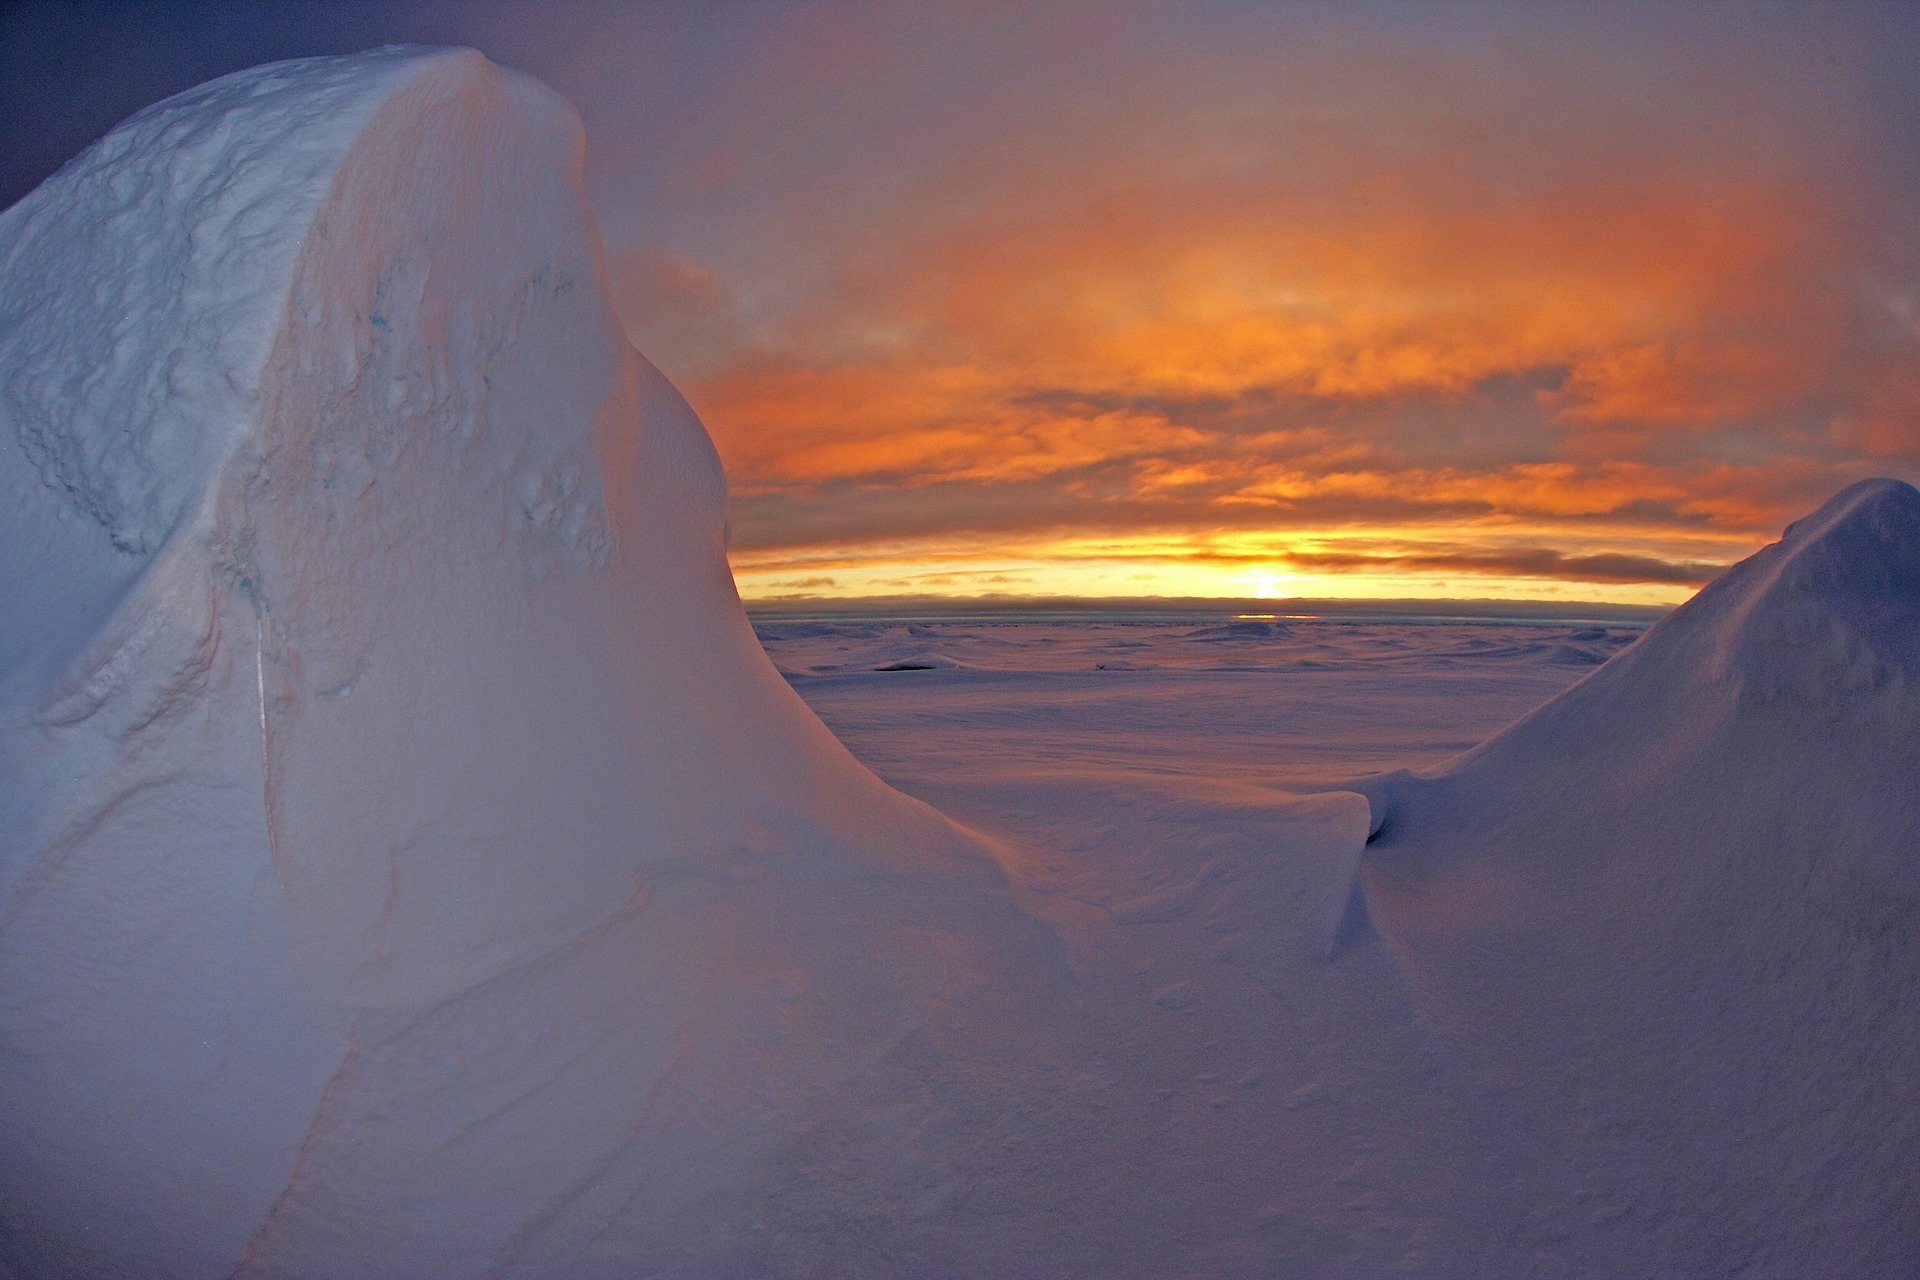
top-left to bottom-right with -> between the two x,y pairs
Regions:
1704,477 -> 1920,707
0,46 -> 468,556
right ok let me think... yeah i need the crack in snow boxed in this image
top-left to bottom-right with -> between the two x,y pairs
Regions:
253,608 -> 292,888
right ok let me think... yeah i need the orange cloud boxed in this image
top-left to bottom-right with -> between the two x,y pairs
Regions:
584,7 -> 1918,602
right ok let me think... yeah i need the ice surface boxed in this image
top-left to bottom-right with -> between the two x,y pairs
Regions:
2,45 -> 1912,1278
760,615 -> 1637,791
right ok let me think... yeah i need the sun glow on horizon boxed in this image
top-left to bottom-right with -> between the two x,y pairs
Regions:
727,520 -> 1743,608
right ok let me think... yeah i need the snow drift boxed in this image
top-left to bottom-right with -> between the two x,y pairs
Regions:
0,48 -> 1075,1278
1361,477 -> 1920,1275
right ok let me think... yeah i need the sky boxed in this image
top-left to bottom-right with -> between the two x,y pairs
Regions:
5,1 -> 1917,605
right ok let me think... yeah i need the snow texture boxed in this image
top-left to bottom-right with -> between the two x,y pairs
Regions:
1363,477 -> 1920,1276
766,589 -> 1915,1274
2,45 -> 1913,1278
0,48 -> 1071,1279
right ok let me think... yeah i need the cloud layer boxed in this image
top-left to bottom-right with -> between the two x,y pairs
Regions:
568,4 -> 1920,601
13,2 -> 1916,602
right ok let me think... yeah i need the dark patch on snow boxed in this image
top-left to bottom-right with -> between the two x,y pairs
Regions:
1325,879 -> 1376,959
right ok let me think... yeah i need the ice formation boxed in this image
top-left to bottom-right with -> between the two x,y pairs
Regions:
2,43 -> 1913,1279
0,48 -> 1074,1278
1362,476 -> 1920,1275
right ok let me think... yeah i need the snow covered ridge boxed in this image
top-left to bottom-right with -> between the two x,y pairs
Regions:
1360,476 -> 1920,1275
0,47 -> 437,562
0,48 -> 1076,1278
2,44 -> 1914,1277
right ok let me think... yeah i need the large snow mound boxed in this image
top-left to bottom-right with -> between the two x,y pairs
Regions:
0,48 -> 1075,1278
1360,477 -> 1920,1275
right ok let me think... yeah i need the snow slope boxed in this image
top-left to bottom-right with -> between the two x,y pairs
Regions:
0,48 -> 1075,1279
1361,477 -> 1920,1275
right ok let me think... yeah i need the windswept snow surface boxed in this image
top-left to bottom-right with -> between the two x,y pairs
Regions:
1360,477 -> 1920,1276
760,614 -> 1638,794
1,46 -> 1913,1279
0,48 -> 1075,1280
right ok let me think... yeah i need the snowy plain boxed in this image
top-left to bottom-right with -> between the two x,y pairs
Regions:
0,43 -> 1913,1280
755,613 -> 1641,796
752,593 -> 1919,1278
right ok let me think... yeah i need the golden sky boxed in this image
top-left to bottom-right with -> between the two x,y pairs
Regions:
538,4 -> 1920,603
12,3 -> 1916,604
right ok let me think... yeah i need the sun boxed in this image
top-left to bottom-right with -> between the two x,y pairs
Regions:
1238,568 -> 1294,600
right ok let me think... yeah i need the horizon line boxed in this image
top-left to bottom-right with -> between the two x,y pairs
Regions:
742,593 -> 1672,624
